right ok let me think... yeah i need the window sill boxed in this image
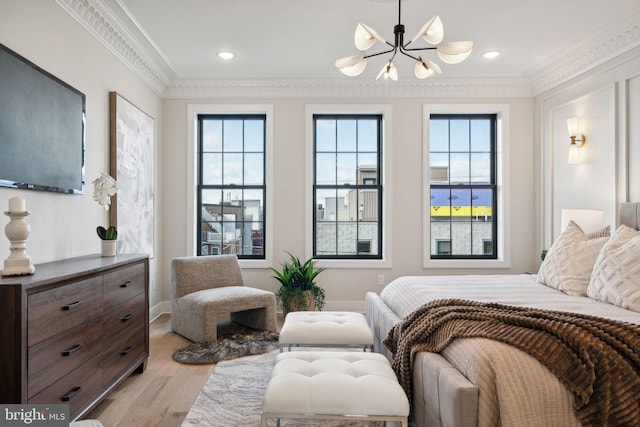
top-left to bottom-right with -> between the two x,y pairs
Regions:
314,258 -> 392,269
423,258 -> 510,269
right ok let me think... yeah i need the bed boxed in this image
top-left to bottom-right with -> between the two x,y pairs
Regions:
365,202 -> 640,427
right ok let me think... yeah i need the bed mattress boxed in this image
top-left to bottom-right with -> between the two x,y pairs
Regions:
380,274 -> 640,325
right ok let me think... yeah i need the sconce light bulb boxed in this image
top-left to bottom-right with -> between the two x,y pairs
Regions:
568,141 -> 580,164
567,117 -> 579,137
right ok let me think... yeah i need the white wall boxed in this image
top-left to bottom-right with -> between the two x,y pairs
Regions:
0,2 -> 163,308
162,96 -> 535,310
536,46 -> 640,250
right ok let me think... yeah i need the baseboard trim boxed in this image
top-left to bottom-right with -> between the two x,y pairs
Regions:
150,300 -> 366,322
150,301 -> 171,323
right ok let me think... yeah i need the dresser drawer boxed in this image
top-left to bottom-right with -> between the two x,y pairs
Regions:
103,292 -> 146,338
103,262 -> 146,310
28,317 -> 103,398
28,277 -> 103,346
101,320 -> 146,383
101,292 -> 146,381
29,356 -> 104,419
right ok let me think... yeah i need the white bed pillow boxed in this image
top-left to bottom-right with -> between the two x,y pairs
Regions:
587,224 -> 640,312
537,220 -> 609,296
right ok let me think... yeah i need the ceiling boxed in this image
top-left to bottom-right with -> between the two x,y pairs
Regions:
107,0 -> 640,84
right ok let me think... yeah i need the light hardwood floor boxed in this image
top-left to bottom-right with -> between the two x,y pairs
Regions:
86,314 -> 278,427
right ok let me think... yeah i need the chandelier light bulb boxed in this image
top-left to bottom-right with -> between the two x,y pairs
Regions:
354,23 -> 386,51
414,58 -> 441,79
376,60 -> 398,81
335,54 -> 367,76
436,41 -> 474,64
411,15 -> 444,45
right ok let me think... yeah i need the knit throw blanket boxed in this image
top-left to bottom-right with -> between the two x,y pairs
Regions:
383,299 -> 640,426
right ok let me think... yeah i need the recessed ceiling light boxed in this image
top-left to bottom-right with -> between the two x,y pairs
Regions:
217,51 -> 235,60
482,50 -> 501,59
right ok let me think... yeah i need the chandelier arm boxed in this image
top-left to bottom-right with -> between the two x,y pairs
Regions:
399,49 -> 420,62
400,46 -> 437,62
363,47 -> 398,59
402,46 -> 438,52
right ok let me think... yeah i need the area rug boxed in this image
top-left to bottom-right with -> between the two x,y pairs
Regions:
172,330 -> 280,364
182,350 -> 392,427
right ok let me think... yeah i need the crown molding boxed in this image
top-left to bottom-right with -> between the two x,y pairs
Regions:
163,78 -> 533,99
54,0 -> 533,98
59,0 -> 639,99
55,0 -> 172,95
529,12 -> 640,96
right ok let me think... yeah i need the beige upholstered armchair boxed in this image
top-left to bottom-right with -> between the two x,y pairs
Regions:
171,254 -> 277,343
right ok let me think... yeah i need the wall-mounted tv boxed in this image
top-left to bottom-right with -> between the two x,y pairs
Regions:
0,43 -> 85,194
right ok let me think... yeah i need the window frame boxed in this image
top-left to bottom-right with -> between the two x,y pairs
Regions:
186,104 -> 274,269
312,113 -> 383,260
423,104 -> 511,269
305,105 -> 393,269
196,114 -> 267,260
429,113 -> 498,261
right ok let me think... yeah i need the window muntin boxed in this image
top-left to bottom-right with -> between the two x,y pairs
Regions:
313,115 -> 382,259
430,114 -> 497,259
197,114 -> 266,259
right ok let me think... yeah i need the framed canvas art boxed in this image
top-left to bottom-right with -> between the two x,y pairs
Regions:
109,91 -> 155,257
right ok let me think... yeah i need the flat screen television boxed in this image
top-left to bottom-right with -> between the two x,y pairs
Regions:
0,43 -> 85,194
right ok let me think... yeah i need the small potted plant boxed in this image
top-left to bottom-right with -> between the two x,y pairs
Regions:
270,252 -> 326,315
93,173 -> 119,256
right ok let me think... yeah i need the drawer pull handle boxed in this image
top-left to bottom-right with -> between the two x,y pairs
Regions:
62,301 -> 82,311
120,313 -> 135,322
121,345 -> 133,356
120,280 -> 134,288
62,344 -> 82,356
61,386 -> 82,402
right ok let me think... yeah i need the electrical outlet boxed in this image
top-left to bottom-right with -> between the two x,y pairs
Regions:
377,274 -> 385,286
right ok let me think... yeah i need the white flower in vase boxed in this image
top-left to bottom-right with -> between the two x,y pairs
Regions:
93,173 -> 119,243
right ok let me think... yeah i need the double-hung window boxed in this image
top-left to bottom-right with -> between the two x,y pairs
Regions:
313,114 -> 382,259
197,114 -> 266,259
429,114 -> 497,259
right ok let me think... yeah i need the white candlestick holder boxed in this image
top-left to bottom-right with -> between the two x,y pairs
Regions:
2,210 -> 36,276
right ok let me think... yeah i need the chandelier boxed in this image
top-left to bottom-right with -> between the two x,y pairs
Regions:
335,0 -> 473,81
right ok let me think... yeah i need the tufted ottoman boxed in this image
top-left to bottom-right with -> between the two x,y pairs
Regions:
279,311 -> 374,351
261,351 -> 409,426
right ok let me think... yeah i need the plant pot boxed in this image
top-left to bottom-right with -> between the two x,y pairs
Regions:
101,240 -> 117,257
284,290 -> 316,315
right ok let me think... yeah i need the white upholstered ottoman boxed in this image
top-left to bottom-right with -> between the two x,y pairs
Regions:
261,351 -> 409,426
279,311 -> 374,351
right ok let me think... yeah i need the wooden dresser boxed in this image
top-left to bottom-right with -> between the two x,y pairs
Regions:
0,254 -> 149,420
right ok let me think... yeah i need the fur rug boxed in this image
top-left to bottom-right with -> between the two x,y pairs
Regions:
172,330 -> 280,364
181,350 -> 391,427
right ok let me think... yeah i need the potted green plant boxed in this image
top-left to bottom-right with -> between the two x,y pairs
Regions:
270,252 -> 326,314
97,225 -> 118,241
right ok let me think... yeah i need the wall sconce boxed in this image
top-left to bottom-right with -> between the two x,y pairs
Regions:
567,117 -> 586,164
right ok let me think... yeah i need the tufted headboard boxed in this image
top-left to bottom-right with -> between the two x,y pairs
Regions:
619,202 -> 640,230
